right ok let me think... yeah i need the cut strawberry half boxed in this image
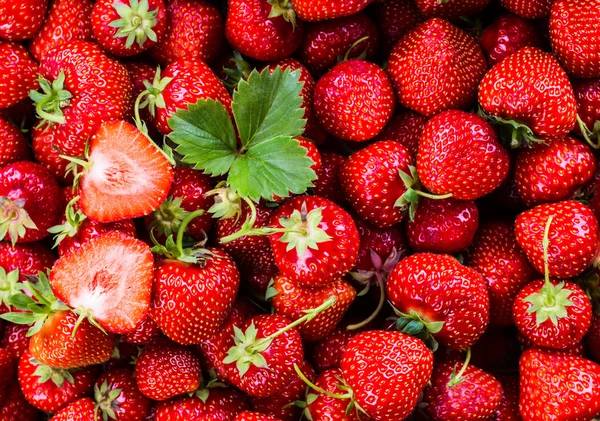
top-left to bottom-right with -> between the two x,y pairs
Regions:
79,120 -> 173,223
49,231 -> 154,334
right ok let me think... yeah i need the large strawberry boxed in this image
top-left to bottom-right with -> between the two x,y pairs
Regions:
155,387 -> 248,420
0,116 -> 30,167
94,367 -> 151,421
290,0 -> 371,21
0,42 -> 38,110
387,18 -> 487,117
0,0 -> 46,40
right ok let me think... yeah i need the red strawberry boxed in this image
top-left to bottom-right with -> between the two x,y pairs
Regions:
0,242 -> 55,279
297,13 -> 379,78
371,0 -> 424,54
268,196 -> 359,287
0,0 -> 46,40
310,327 -> 359,372
94,368 -> 151,421
92,0 -> 167,56
519,347 -> 600,421
339,141 -> 413,228
0,348 -> 14,406
499,0 -> 552,19
312,151 -> 347,206
1,322 -> 30,360
0,42 -> 38,110
50,397 -> 96,421
415,0 -> 490,20
387,253 -> 490,350
226,0 -> 304,61
314,59 -> 394,142
122,315 -> 160,345
134,337 -> 201,401
0,161 -> 63,245
387,18 -> 487,117
155,388 -> 248,420
374,109 -> 428,156
0,116 -> 30,167
418,110 -> 509,200
18,349 -> 98,413
467,220 -> 535,327
479,14 -> 543,67
549,0 -> 600,79
340,330 -> 434,420
406,198 -> 479,254
290,0 -> 371,21
495,375 -> 521,421
0,386 -> 41,421
573,78 -> 600,137
515,200 -> 599,278
29,0 -> 94,62
149,0 -> 224,66
235,412 -> 281,421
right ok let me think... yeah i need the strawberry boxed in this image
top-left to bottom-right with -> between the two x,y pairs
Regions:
0,348 -> 14,406
1,322 -> 30,360
155,388 -> 248,420
415,0 -> 490,20
0,42 -> 38,110
339,141 -> 413,228
92,0 -> 166,56
235,412 -> 281,421
586,313 -> 600,362
225,0 -> 304,61
494,375 -> 521,420
374,109 -> 428,156
515,200 -> 598,278
0,386 -> 41,421
0,116 -> 30,167
290,0 -> 371,21
310,327 -> 358,372
94,367 -> 151,421
0,0 -> 46,40
134,337 -> 202,401
549,0 -> 600,79
149,0 -> 223,66
50,397 -> 96,421
387,253 -> 490,350
371,0 -> 424,54
353,218 -> 409,274
313,59 -> 394,142
515,137 -> 595,206
499,0 -> 552,19
467,220 -> 535,327
387,18 -> 487,117
122,315 -> 160,346
297,13 -> 379,78
267,196 -> 359,287
519,347 -> 600,421
29,0 -> 94,62
18,349 -> 98,413
574,78 -> 600,136
418,110 -> 509,200
312,151 -> 347,206
479,47 -> 577,144
406,198 -> 479,254
0,161 -> 63,245
479,14 -> 543,67
0,242 -> 55,282
340,330 -> 434,420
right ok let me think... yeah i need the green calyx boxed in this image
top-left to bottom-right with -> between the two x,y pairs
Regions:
0,268 -> 22,311
29,71 -> 72,128
32,358 -> 76,388
395,165 -> 452,221
147,197 -> 190,239
477,108 -> 545,149
94,380 -> 123,421
206,186 -> 242,220
109,0 -> 159,49
391,307 -> 444,352
267,0 -> 298,31
137,66 -> 172,119
446,348 -> 471,389
0,197 -> 38,246
576,114 -> 600,149
47,196 -> 86,248
221,51 -> 252,93
61,141 -> 92,191
278,202 -> 332,258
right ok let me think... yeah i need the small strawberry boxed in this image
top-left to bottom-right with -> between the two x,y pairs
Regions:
415,0 -> 490,20
0,0 -> 47,40
314,59 -> 394,142
50,397 -> 96,421
235,412 -> 281,421
155,388 -> 248,420
387,18 -> 487,117
374,109 -> 428,156
0,116 -> 30,167
0,386 -> 41,421
312,151 -> 347,206
0,42 -> 38,110
0,242 -> 55,280
499,0 -> 552,19
290,0 -> 371,21
371,0 -> 424,54
94,367 -> 151,421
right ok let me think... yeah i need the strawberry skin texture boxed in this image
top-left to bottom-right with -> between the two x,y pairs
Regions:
314,60 -> 394,142
121,315 -> 160,345
59,218 -> 137,257
494,375 -> 521,421
467,220 -> 535,327
312,151 -> 347,206
550,0 -> 600,78
573,78 -> 600,132
371,0 -> 424,54
0,242 -> 56,280
415,0 -> 490,20
0,116 -> 30,166
374,109 -> 428,156
388,253 -> 490,350
95,368 -> 151,421
226,0 -> 304,61
499,0 -> 552,19
290,0 -> 371,21
418,110 -> 509,200
0,384 -> 41,421
234,412 -> 281,421
151,248 -> 240,345
387,18 -> 487,117
341,330 -> 434,421
1,323 -> 30,360
0,42 -> 38,110
49,397 -> 96,421
29,0 -> 94,62
0,0 -> 46,41
269,196 -> 359,287
519,347 -> 600,421
155,388 -> 248,420
515,201 -> 599,278
353,218 -> 410,272
339,140 -> 413,228
310,327 -> 358,372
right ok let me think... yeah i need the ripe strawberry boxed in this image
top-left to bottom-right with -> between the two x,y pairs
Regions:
310,327 -> 359,372
0,243 -> 55,281
29,0 -> 94,62
418,110 -> 509,200
0,386 -> 41,421
0,116 -> 30,167
499,0 -> 552,19
519,347 -> 600,421
149,0 -> 223,66
341,330 -> 434,420
0,0 -> 46,40
235,412 -> 281,421
121,315 -> 159,345
50,397 -> 96,421
1,322 -> 30,360
0,42 -> 38,110
467,220 -> 535,327
94,368 -> 151,421
339,141 -> 413,228
371,0 -> 424,54
312,151 -> 347,206
494,375 -> 520,420
226,0 -> 304,61
406,198 -> 479,254
135,337 -> 201,401
0,348 -> 14,406
549,0 -> 600,78
479,14 -> 543,67
515,201 -> 598,278
18,349 -> 98,413
290,0 -> 371,21
415,0 -> 490,20
268,196 -> 359,287
387,253 -> 490,350
297,13 -> 379,78
573,78 -> 600,144
0,161 -> 63,245
155,388 -> 248,420
374,110 -> 428,156
387,18 -> 487,117
314,60 -> 394,142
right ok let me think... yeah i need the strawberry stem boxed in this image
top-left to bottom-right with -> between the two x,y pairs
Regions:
576,114 -> 600,149
395,165 -> 452,221
293,364 -> 351,400
447,347 -> 471,388
346,271 -> 385,331
175,209 -> 206,252
342,36 -> 370,62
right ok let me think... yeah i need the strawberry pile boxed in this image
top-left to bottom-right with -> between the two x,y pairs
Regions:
2,0 -> 600,420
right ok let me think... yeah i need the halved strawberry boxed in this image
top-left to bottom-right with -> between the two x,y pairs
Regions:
78,120 -> 174,223
49,231 -> 154,334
